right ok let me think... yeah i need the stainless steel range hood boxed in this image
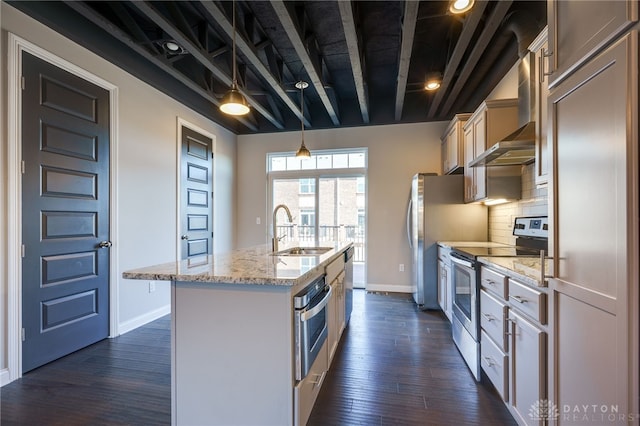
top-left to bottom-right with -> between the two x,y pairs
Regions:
470,52 -> 536,168
469,122 -> 535,167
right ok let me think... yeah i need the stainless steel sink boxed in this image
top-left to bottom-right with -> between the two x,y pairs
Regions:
271,247 -> 333,256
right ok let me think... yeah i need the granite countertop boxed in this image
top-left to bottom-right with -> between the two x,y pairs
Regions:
478,256 -> 551,288
438,241 -> 511,249
122,241 -> 353,286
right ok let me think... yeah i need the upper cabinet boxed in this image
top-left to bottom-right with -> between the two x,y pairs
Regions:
546,0 -> 638,88
529,27 -> 550,186
441,113 -> 471,175
463,99 -> 519,203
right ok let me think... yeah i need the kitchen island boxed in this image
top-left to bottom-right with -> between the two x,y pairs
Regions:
123,241 -> 353,426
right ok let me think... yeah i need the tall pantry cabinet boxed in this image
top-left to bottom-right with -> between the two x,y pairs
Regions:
546,0 -> 638,421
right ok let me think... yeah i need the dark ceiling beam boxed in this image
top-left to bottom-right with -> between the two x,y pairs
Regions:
427,1 -> 488,118
271,0 -> 341,126
439,0 -> 514,116
129,1 -> 284,130
64,1 -> 258,132
110,2 -> 162,56
338,0 -> 369,124
166,2 -> 202,50
394,0 -> 420,121
198,1 -> 310,127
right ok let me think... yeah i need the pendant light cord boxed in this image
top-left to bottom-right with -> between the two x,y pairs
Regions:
232,0 -> 237,86
300,82 -> 304,142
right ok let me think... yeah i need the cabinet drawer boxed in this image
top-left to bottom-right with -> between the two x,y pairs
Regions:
480,290 -> 508,351
325,256 -> 345,284
294,340 -> 328,426
480,267 -> 507,300
508,279 -> 546,324
480,330 -> 508,401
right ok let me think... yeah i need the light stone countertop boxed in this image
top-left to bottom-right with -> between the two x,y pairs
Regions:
438,241 -> 511,249
478,256 -> 551,288
122,241 -> 353,286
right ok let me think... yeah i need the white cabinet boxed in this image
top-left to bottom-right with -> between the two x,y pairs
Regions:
548,28 -> 638,418
441,113 -> 471,175
529,27 -> 549,186
437,245 -> 453,321
294,340 -> 328,426
546,0 -> 637,88
463,99 -> 519,203
508,309 -> 545,426
326,255 -> 346,364
479,264 -> 548,426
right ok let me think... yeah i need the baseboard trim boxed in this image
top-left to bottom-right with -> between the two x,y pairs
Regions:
118,305 -> 171,335
364,283 -> 412,294
0,368 -> 11,387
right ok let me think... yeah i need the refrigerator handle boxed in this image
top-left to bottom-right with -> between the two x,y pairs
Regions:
406,198 -> 413,249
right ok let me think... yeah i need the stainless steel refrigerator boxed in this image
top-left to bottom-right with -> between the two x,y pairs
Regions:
407,173 -> 487,309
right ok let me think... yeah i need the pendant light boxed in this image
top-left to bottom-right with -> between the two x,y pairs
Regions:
295,81 -> 311,158
220,0 -> 250,116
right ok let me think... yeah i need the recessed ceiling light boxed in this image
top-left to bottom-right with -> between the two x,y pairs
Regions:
162,40 -> 184,54
424,73 -> 442,91
449,0 -> 474,14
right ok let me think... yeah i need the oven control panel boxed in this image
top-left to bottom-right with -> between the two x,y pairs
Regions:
513,216 -> 548,239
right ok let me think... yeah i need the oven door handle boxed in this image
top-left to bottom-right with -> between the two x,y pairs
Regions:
450,254 -> 474,269
300,285 -> 332,321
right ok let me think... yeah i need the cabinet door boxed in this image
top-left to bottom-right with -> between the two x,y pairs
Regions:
533,33 -> 549,185
548,32 -> 638,420
437,259 -> 446,312
547,0 -> 637,88
447,125 -> 459,172
463,124 -> 475,203
441,137 -> 449,175
472,113 -> 486,200
509,310 -> 545,426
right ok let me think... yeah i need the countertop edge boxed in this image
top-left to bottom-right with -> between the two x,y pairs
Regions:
477,256 -> 546,288
122,242 -> 353,286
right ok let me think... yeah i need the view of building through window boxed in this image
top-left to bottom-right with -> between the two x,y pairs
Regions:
268,149 -> 367,288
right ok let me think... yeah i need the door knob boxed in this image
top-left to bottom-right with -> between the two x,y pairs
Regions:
181,235 -> 189,240
98,241 -> 112,248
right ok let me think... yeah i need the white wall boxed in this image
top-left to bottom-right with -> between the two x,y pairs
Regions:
237,122 -> 446,293
0,4 -> 236,381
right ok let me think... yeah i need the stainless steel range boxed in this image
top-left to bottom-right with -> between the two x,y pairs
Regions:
450,216 -> 548,380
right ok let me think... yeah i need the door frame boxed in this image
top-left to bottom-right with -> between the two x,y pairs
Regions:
176,118 -> 216,261
5,33 -> 119,384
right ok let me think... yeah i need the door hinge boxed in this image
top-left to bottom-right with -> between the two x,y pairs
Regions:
21,160 -> 25,174
21,76 -> 25,90
21,244 -> 25,258
21,328 -> 25,342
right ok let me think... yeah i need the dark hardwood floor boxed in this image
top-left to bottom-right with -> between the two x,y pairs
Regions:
1,290 -> 515,425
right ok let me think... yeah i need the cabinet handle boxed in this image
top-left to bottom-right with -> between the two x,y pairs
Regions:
509,295 -> 527,304
484,279 -> 495,286
311,371 -> 326,387
482,356 -> 495,367
481,312 -> 495,322
541,47 -> 553,80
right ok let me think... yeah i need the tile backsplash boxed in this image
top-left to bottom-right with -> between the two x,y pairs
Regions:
489,164 -> 548,245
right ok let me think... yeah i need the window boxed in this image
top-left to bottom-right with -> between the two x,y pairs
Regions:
356,177 -> 365,193
299,178 -> 315,194
268,148 -> 367,172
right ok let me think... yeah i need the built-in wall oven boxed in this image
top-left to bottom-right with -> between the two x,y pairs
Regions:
294,274 -> 331,381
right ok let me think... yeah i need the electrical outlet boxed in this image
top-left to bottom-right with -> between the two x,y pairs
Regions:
399,264 -> 405,272
256,217 -> 261,225
149,281 -> 156,293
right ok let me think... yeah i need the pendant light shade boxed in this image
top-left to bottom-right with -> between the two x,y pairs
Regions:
295,81 -> 311,158
220,83 -> 250,115
220,0 -> 250,116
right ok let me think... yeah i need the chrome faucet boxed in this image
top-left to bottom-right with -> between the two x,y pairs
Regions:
272,204 -> 293,252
